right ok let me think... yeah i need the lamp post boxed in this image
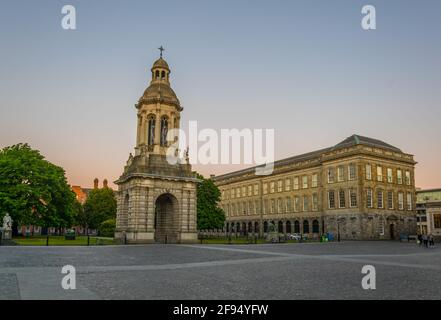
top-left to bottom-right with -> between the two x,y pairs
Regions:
337,218 -> 341,242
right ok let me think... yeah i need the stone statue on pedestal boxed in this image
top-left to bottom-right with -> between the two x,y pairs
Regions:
1,213 -> 12,240
3,213 -> 12,230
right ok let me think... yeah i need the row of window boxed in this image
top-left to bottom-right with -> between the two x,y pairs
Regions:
222,174 -> 319,200
226,220 -> 320,234
326,164 -> 412,185
327,189 -> 413,210
365,165 -> 411,185
221,164 -> 412,200
327,164 -> 357,183
224,193 -> 319,217
327,189 -> 358,209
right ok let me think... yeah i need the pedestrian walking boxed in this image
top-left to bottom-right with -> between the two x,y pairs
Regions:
429,234 -> 435,247
418,234 -> 422,246
422,234 -> 428,248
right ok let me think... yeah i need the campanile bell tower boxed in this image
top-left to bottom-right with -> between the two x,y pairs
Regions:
135,50 -> 182,156
115,48 -> 198,244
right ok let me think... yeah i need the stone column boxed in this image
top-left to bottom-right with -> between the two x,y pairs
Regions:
180,190 -> 190,232
188,189 -> 197,232
136,115 -> 140,146
132,186 -> 147,234
115,190 -> 124,233
154,109 -> 161,147
140,114 -> 147,145
146,190 -> 155,233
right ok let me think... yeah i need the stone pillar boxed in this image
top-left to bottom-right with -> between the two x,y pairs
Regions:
154,110 -> 161,147
136,114 -> 142,146
146,190 -> 155,233
115,189 -> 129,239
188,189 -> 197,232
132,186 -> 147,233
180,190 -> 190,232
140,114 -> 146,145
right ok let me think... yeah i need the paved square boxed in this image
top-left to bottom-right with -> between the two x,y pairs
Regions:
1,241 -> 440,299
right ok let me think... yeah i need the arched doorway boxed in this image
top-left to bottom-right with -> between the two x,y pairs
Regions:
312,220 -> 320,233
286,221 -> 292,233
155,193 -> 179,243
294,220 -> 300,233
389,224 -> 395,240
303,220 -> 309,234
278,221 -> 283,233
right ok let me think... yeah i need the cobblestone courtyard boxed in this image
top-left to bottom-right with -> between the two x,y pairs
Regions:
1,241 -> 440,300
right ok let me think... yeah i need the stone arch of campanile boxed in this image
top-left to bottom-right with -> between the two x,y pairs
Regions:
154,192 -> 179,243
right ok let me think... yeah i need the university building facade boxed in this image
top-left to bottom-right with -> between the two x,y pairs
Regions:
214,135 -> 417,240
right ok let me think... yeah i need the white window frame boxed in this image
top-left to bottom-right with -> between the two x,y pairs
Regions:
339,189 -> 346,208
327,168 -> 334,184
338,166 -> 344,182
377,190 -> 384,209
328,190 -> 335,209
294,177 -> 299,190
312,173 -> 318,188
348,164 -> 356,181
406,192 -> 412,210
366,189 -> 373,208
387,191 -> 394,210
387,168 -> 393,183
285,178 -> 291,191
349,189 -> 357,208
302,176 -> 308,189
312,193 -> 318,211
397,170 -> 402,184
294,196 -> 300,212
405,171 -> 411,186
366,164 -> 372,180
377,166 -> 383,182
303,196 -> 308,211
398,192 -> 404,210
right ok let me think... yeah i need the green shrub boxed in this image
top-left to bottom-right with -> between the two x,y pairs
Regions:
99,219 -> 116,237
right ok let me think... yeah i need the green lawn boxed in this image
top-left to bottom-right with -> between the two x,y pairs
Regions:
12,235 -> 117,246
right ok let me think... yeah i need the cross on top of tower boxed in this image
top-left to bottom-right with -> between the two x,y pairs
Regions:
158,46 -> 165,58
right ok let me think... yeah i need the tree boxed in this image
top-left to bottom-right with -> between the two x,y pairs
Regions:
99,218 -> 116,237
83,187 -> 116,230
0,143 -> 76,233
196,173 -> 225,230
72,199 -> 86,228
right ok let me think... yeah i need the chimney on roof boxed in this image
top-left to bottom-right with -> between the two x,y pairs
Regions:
94,178 -> 99,189
103,179 -> 108,188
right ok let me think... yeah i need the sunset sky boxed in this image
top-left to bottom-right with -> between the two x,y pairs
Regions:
1,0 -> 440,189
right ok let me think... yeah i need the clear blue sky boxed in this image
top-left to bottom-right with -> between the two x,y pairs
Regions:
0,0 -> 440,188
